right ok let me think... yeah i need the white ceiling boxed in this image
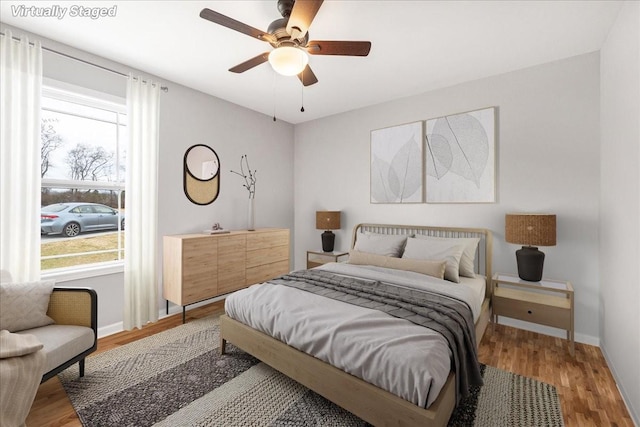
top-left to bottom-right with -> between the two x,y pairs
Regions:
0,1 -> 622,124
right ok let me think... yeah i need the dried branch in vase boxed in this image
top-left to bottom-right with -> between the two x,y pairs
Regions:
230,154 -> 257,199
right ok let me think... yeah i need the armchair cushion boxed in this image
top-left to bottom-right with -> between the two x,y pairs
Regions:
0,280 -> 55,332
16,325 -> 94,375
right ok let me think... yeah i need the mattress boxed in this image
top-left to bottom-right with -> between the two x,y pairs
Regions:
225,262 -> 484,408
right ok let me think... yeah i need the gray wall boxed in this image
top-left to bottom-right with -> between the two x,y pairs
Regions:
600,1 -> 640,422
1,23 -> 295,333
4,10 -> 639,422
294,52 -> 601,346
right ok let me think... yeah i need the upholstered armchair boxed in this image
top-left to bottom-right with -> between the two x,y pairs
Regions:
37,287 -> 98,382
0,271 -> 98,382
1,269 -> 99,427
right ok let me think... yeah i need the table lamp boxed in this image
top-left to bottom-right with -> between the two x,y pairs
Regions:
316,211 -> 341,252
505,213 -> 556,282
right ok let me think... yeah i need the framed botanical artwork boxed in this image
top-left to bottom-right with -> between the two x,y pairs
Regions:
370,121 -> 424,203
425,107 -> 496,203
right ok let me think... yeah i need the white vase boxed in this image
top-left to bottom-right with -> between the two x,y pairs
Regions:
247,197 -> 255,231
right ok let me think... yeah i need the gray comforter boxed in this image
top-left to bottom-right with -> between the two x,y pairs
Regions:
270,269 -> 483,405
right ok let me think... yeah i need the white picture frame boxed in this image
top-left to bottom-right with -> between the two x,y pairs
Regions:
425,107 -> 496,203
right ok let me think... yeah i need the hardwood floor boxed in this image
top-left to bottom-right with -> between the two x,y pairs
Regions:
479,324 -> 634,427
27,303 -> 633,427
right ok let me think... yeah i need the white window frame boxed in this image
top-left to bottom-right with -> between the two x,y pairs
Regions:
40,80 -> 127,282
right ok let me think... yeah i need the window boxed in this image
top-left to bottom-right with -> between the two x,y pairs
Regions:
40,84 -> 126,273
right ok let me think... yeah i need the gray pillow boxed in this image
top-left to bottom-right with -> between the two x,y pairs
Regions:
354,232 -> 407,257
0,280 -> 55,332
402,237 -> 465,283
414,235 -> 480,278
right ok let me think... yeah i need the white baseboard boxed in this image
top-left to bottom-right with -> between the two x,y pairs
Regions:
97,322 -> 124,338
495,317 -> 600,347
97,295 -> 227,339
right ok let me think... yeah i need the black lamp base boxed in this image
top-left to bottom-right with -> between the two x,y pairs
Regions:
321,231 -> 335,252
515,246 -> 545,282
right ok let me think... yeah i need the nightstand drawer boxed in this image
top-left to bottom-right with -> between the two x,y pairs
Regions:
493,295 -> 571,329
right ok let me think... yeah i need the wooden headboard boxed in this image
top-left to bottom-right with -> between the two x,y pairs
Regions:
352,223 -> 493,298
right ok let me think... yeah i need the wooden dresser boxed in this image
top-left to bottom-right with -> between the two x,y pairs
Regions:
163,228 -> 290,321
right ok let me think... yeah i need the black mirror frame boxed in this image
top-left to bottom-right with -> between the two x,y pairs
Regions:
183,144 -> 220,205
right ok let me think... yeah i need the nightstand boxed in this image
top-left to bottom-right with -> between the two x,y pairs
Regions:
492,273 -> 575,356
306,250 -> 349,269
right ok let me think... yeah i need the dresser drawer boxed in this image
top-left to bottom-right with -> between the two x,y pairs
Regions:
246,259 -> 289,285
246,244 -> 289,268
493,295 -> 571,329
246,229 -> 289,250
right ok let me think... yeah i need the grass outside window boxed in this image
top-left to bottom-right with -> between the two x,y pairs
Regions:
41,232 -> 124,270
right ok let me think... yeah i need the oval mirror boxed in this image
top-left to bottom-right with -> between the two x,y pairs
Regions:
183,144 -> 220,205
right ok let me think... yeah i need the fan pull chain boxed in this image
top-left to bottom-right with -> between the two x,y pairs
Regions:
300,69 -> 305,113
272,71 -> 277,122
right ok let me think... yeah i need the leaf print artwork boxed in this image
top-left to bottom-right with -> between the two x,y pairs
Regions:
371,154 -> 393,202
431,114 -> 489,188
389,135 -> 422,202
426,133 -> 453,179
371,121 -> 423,203
426,107 -> 496,203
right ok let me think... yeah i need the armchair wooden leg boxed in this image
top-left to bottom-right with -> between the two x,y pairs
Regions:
220,337 -> 227,355
79,359 -> 85,377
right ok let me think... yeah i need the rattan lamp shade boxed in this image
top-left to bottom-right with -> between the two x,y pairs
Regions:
505,213 -> 556,282
505,214 -> 556,247
316,211 -> 341,230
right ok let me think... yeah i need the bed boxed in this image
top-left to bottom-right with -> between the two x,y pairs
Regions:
220,223 -> 493,427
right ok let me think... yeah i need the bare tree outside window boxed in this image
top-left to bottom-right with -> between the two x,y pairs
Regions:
65,143 -> 114,181
41,118 -> 63,178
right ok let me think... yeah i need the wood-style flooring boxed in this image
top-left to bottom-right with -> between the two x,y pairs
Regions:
26,302 -> 634,427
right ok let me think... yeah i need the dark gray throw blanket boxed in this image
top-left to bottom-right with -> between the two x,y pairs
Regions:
269,269 -> 483,406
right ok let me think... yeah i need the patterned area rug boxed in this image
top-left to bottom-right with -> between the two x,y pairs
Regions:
59,315 -> 564,427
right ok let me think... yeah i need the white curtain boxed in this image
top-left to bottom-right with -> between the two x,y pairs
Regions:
0,30 -> 42,282
124,76 -> 160,330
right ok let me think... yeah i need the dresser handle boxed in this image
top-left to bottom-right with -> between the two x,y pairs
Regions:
527,310 -> 533,314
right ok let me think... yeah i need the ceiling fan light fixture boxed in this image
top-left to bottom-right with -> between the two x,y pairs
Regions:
268,46 -> 309,76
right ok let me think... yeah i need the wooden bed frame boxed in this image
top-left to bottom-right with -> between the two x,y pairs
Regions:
220,223 -> 493,427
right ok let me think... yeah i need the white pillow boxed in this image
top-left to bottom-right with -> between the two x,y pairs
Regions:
414,235 -> 480,278
354,232 -> 407,257
0,280 -> 55,332
402,237 -> 465,283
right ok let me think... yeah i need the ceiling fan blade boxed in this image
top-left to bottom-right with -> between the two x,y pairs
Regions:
306,40 -> 371,56
298,64 -> 318,86
286,0 -> 324,39
229,53 -> 270,73
200,8 -> 275,43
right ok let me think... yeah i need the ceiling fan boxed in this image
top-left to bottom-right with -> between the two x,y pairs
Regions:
199,0 -> 372,86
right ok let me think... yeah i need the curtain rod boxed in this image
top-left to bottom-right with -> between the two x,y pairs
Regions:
1,31 -> 169,92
